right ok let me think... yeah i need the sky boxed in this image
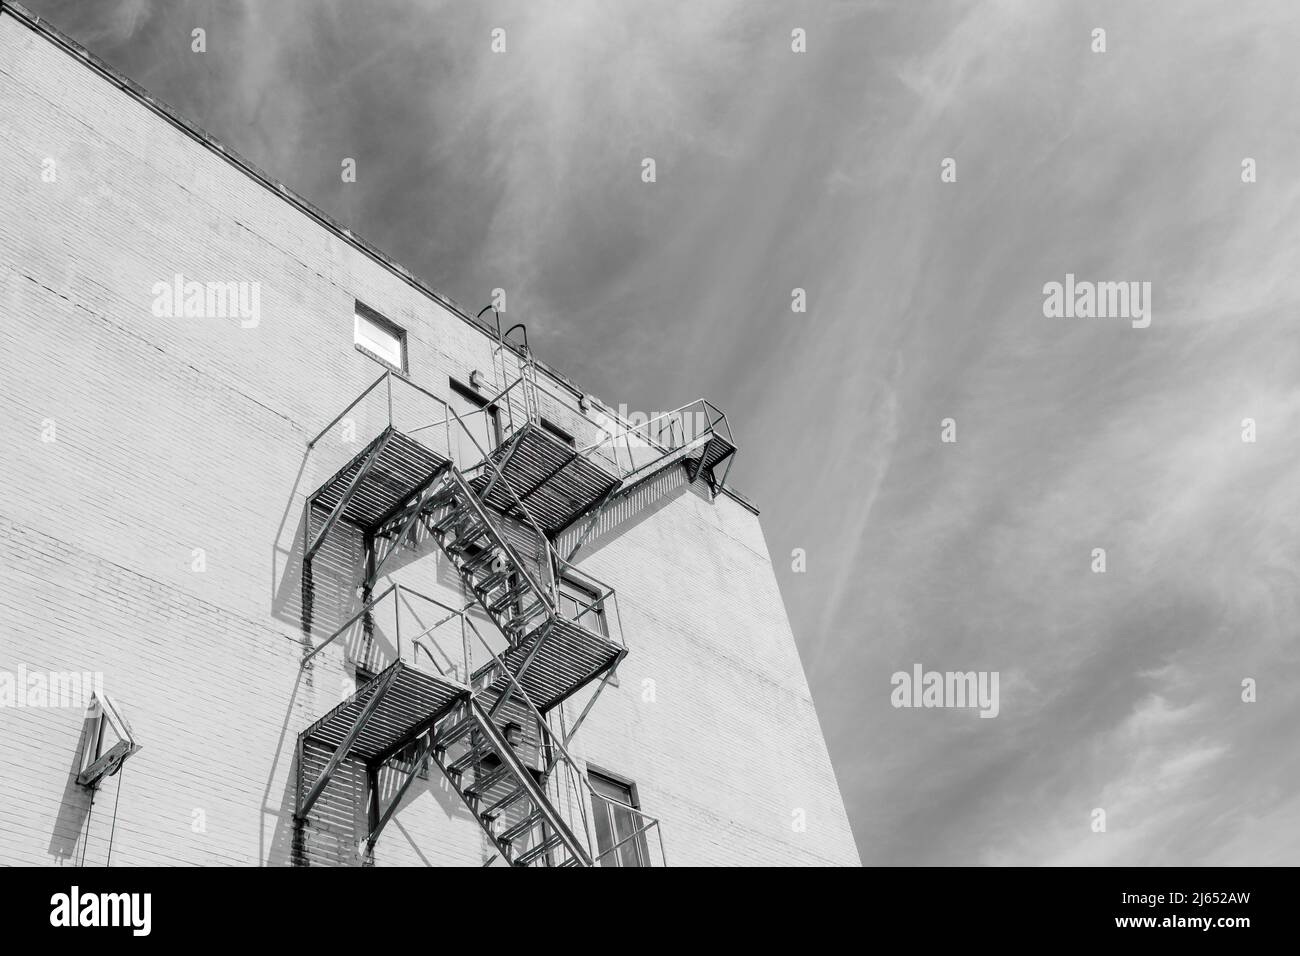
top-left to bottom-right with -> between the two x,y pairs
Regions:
24,0 -> 1300,865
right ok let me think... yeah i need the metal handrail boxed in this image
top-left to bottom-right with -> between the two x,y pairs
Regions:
301,582 -> 397,664
589,813 -> 664,867
300,582 -> 474,679
461,611 -> 664,866
306,372 -> 391,449
575,398 -> 718,455
460,615 -> 597,855
503,364 -> 732,459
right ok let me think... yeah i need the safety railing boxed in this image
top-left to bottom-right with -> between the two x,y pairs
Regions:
449,365 -> 734,489
498,367 -> 734,484
589,795 -> 667,867
458,612 -> 663,866
304,370 -> 456,496
578,398 -> 732,482
303,369 -> 665,864
300,581 -> 476,683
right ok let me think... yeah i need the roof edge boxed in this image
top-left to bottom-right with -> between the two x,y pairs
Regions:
0,0 -> 594,399
2,0 -> 758,510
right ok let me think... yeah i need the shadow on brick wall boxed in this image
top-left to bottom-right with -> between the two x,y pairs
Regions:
559,464 -> 695,562
46,711 -> 98,862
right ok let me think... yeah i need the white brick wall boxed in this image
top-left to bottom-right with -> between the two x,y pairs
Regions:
0,7 -> 859,867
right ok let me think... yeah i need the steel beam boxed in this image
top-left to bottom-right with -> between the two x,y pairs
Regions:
364,739 -> 433,854
366,485 -> 430,590
304,429 -> 393,561
295,666 -> 399,820
561,651 -> 625,747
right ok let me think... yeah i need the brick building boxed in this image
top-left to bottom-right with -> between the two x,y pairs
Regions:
0,1 -> 859,866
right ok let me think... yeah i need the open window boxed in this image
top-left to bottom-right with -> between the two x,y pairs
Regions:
77,693 -> 141,789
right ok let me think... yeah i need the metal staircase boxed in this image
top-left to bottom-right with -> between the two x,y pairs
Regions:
426,695 -> 591,867
374,463 -> 625,712
294,361 -> 732,866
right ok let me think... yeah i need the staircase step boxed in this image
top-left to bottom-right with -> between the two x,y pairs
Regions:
487,584 -> 532,615
466,764 -> 513,797
480,785 -> 528,818
446,744 -> 487,776
430,507 -> 472,536
453,519 -> 489,542
427,486 -> 460,510
515,833 -> 563,867
432,716 -> 473,751
460,547 -> 501,575
498,810 -> 544,844
474,568 -> 514,595
502,602 -> 546,631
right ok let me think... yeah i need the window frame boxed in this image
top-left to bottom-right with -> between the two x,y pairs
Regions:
354,302 -> 408,374
587,766 -> 650,867
539,417 -> 576,448
557,575 -> 607,637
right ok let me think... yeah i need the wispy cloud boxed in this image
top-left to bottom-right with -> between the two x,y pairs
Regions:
30,0 -> 1300,864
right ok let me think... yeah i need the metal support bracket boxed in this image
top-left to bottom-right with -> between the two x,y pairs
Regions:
304,428 -> 394,562
295,666 -> 399,820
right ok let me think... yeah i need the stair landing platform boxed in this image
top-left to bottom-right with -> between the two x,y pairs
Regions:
472,424 -> 619,533
300,660 -> 467,765
310,427 -> 450,533
478,618 -> 624,712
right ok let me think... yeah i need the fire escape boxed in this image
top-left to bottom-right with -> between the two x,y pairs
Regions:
292,325 -> 735,867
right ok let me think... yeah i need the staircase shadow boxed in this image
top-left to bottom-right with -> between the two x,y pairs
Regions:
558,464 -> 696,563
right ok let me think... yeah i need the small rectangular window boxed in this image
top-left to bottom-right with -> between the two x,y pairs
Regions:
354,303 -> 406,372
539,417 -> 576,448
